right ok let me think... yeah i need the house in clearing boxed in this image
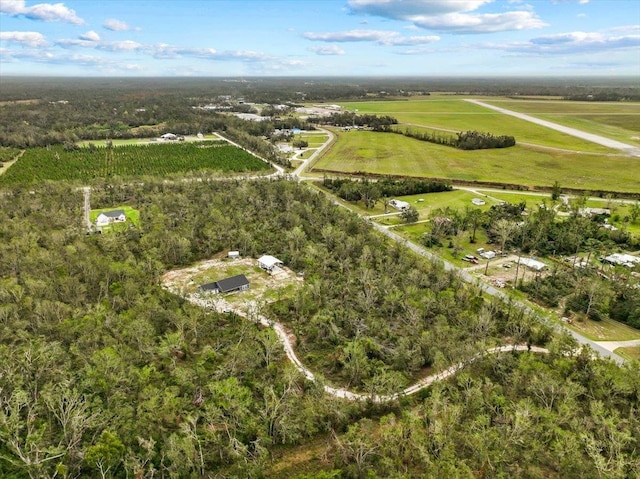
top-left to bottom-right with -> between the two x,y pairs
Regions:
472,198 -> 486,206
96,209 -> 126,227
389,199 -> 410,211
258,255 -> 283,274
198,274 -> 249,294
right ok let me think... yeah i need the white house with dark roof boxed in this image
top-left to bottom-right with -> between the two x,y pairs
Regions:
96,209 -> 126,227
199,274 -> 249,294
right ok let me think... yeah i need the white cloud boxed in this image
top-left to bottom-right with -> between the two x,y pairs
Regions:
103,18 -> 133,31
303,29 -> 439,46
347,0 -> 546,33
413,11 -> 547,33
98,40 -> 143,52
0,31 -> 47,47
309,45 -> 346,55
348,0 -> 491,18
79,30 -> 100,42
486,31 -> 640,54
0,0 -> 84,25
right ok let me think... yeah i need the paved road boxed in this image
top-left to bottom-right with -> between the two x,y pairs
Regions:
292,131 -> 626,364
366,220 -> 626,364
292,128 -> 334,178
465,99 -> 640,157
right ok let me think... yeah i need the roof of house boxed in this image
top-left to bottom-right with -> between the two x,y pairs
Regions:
519,257 -> 546,271
258,255 -> 282,268
99,209 -> 125,218
200,274 -> 249,293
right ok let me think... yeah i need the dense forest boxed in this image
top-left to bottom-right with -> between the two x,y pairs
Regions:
0,178 -> 638,478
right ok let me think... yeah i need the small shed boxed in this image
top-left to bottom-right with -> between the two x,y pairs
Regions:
472,198 -> 486,206
199,274 -> 249,294
96,209 -> 126,227
258,255 -> 283,273
228,251 -> 240,259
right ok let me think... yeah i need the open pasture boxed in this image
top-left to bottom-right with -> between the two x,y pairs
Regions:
477,99 -> 640,146
340,96 -> 619,153
313,129 -> 640,193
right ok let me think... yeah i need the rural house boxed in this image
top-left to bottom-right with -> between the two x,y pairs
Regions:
96,209 -> 126,227
198,274 -> 249,294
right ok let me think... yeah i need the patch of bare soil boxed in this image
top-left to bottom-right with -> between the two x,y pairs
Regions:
161,256 -> 302,312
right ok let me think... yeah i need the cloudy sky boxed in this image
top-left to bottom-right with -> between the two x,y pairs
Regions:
1,0 -> 639,76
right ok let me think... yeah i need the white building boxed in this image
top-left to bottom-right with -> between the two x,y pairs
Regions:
389,199 -> 410,211
258,255 -> 283,273
96,210 -> 126,227
471,198 -> 486,206
519,257 -> 547,271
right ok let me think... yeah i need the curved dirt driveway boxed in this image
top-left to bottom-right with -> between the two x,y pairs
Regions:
178,290 -> 549,403
465,99 -> 640,157
237,309 -> 551,402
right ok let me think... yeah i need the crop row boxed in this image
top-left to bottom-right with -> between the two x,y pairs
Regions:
0,141 -> 271,185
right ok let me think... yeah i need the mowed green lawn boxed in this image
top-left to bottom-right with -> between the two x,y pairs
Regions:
339,96 -> 620,153
477,99 -> 640,147
313,129 -> 640,192
90,206 -> 140,231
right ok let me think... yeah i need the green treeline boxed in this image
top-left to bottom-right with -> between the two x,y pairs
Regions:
398,127 -> 516,150
311,112 -> 399,131
322,177 -> 451,207
219,127 -> 291,168
0,179 -> 638,478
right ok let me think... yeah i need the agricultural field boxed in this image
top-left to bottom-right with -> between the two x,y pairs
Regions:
313,129 -> 640,193
476,99 -> 640,147
0,141 -> 272,186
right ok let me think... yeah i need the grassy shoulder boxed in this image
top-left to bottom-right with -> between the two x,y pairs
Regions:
615,346 -> 640,362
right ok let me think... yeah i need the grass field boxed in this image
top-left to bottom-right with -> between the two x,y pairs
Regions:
313,129 -> 640,192
566,316 -> 640,341
338,95 -> 625,153
476,99 -> 640,147
615,346 -> 640,362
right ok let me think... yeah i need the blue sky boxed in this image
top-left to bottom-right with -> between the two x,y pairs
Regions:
1,0 -> 639,76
